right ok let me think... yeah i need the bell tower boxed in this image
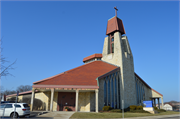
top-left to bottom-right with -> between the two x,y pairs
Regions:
102,7 -> 137,108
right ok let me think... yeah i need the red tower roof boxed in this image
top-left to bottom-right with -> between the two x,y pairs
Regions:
106,16 -> 126,35
83,54 -> 102,63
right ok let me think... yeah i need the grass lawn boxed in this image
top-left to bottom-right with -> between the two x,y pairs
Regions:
70,111 -> 180,118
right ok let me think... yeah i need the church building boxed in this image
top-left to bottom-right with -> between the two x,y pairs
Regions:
7,7 -> 164,112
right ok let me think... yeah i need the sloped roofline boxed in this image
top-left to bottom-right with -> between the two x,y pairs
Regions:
135,73 -> 163,96
152,88 -> 163,96
135,72 -> 151,89
33,61 -> 118,85
6,90 -> 38,97
33,72 -> 65,84
96,67 -> 120,86
33,61 -> 95,84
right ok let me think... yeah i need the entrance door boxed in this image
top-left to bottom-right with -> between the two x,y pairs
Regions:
57,92 -> 76,111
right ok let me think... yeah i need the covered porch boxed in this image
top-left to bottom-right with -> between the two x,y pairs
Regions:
151,97 -> 163,109
151,89 -> 164,109
30,85 -> 99,112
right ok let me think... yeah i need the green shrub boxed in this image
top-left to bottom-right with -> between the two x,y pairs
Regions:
153,106 -> 158,110
157,109 -> 166,112
102,106 -> 112,111
129,105 -> 137,111
65,107 -> 69,109
136,106 -> 143,110
110,109 -> 121,113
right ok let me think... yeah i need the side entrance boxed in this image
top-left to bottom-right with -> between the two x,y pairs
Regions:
57,92 -> 76,111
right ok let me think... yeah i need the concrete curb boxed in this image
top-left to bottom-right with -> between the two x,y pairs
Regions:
124,114 -> 180,119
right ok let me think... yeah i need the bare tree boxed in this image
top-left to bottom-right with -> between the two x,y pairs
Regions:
2,89 -> 16,95
0,85 -> 32,99
16,85 -> 32,93
0,38 -> 16,77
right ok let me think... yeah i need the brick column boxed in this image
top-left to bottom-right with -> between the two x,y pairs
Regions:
50,88 -> 54,112
95,89 -> 99,112
30,88 -> 35,111
75,90 -> 79,112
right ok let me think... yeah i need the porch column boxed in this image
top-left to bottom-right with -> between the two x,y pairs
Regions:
75,90 -> 79,112
161,97 -> 164,109
50,88 -> 54,112
158,98 -> 160,109
30,88 -> 35,111
154,98 -> 156,107
95,89 -> 99,113
151,98 -> 154,107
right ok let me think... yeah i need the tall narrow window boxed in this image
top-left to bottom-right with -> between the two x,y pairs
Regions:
138,81 -> 140,104
135,78 -> 139,104
109,34 -> 114,53
112,42 -> 114,53
114,75 -> 117,109
104,80 -> 107,106
111,77 -> 114,108
142,87 -> 145,101
118,73 -> 121,109
108,77 -> 110,106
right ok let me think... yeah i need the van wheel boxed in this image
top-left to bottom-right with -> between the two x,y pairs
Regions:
10,112 -> 18,118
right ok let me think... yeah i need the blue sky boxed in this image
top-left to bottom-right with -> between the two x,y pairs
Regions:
1,1 -> 179,102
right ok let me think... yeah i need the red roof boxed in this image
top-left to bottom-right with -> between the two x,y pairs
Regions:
33,61 -> 118,86
6,90 -> 38,97
83,54 -> 102,63
106,16 -> 126,35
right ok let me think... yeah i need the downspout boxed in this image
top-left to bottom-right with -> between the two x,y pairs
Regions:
96,78 -> 99,86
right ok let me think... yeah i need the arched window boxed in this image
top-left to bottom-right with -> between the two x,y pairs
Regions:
104,80 -> 107,106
